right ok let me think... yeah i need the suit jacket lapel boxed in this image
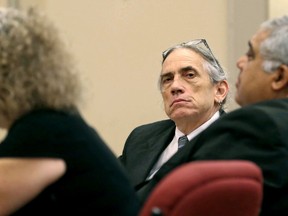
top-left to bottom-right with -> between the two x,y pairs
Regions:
132,125 -> 175,187
135,110 -> 226,187
153,136 -> 195,181
154,110 -> 226,182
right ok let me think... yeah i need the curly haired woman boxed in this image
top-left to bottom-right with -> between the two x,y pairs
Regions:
0,7 -> 139,216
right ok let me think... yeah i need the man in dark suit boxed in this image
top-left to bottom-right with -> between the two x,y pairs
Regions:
121,15 -> 288,215
119,39 -> 229,193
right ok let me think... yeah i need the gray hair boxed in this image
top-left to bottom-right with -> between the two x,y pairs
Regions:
260,15 -> 288,72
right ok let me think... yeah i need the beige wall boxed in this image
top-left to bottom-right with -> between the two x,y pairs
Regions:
1,0 -> 271,155
269,0 -> 288,18
227,0 -> 268,111
0,0 -> 6,6
16,0 -> 229,155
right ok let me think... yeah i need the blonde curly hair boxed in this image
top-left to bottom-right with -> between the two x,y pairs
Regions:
0,7 -> 81,127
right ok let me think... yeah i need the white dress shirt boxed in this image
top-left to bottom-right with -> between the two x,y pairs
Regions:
147,111 -> 220,180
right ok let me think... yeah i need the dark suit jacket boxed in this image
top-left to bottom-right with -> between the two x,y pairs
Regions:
119,99 -> 288,216
119,109 -> 225,189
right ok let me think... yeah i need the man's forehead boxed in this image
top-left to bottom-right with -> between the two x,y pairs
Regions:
250,29 -> 270,50
162,48 -> 204,67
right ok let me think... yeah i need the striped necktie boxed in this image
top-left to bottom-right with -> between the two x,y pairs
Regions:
178,135 -> 188,149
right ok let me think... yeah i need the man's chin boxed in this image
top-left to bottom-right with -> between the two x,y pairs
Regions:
169,110 -> 195,121
234,95 -> 245,107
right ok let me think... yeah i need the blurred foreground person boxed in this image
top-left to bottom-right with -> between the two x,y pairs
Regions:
0,7 -> 139,216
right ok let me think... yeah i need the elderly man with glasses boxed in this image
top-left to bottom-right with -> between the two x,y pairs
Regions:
119,39 -> 229,203
122,15 -> 288,215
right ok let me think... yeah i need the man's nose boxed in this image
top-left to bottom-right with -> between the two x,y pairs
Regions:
170,76 -> 185,95
236,55 -> 247,70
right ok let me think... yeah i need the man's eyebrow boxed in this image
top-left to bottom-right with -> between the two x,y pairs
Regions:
160,71 -> 173,79
248,41 -> 255,54
179,66 -> 198,75
160,66 -> 197,78
181,66 -> 196,72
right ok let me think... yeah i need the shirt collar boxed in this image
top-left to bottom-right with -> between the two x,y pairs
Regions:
175,111 -> 220,142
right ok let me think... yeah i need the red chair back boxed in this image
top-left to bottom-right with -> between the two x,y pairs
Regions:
139,160 -> 263,216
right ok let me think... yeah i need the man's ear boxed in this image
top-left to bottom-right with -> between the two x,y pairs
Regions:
272,64 -> 288,90
215,80 -> 229,102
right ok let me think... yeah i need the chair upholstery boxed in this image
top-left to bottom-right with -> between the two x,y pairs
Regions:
139,160 -> 263,216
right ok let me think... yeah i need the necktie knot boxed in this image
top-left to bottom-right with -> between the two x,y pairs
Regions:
178,135 -> 188,149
